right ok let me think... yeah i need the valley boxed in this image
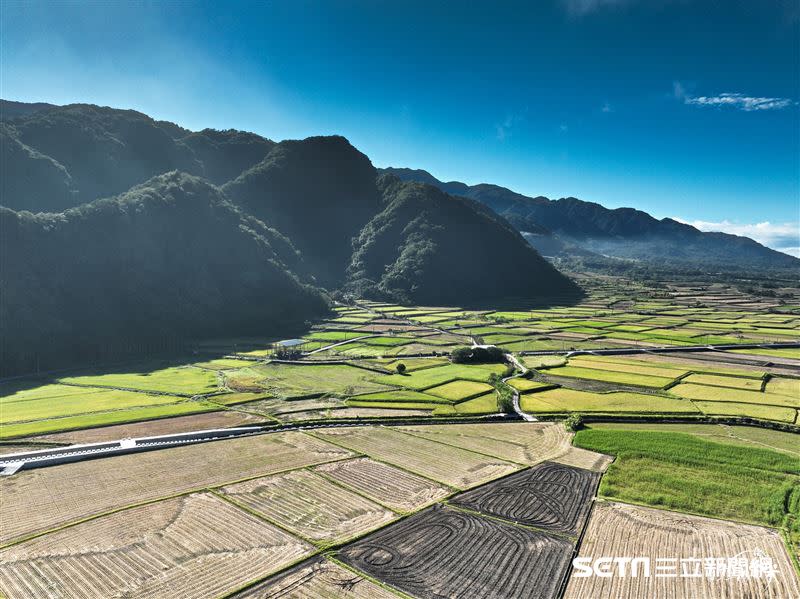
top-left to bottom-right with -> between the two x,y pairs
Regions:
1,277 -> 798,598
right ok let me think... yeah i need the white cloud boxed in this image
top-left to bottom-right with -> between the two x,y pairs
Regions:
686,93 -> 793,111
673,82 -> 794,112
673,218 -> 800,256
601,101 -> 612,113
495,113 -> 524,141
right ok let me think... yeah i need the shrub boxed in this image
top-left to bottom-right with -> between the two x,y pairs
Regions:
395,362 -> 407,375
564,413 -> 585,432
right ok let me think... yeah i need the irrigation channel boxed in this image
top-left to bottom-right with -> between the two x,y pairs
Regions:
1,341 -> 797,476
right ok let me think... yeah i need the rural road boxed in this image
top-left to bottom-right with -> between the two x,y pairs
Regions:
503,353 -> 537,422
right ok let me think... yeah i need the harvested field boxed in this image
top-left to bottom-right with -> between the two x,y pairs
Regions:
0,431 -> 352,545
278,407 -> 432,420
0,492 -> 313,599
451,462 -> 600,535
220,469 -> 396,543
551,446 -> 614,472
397,422 -> 574,465
233,557 -> 397,598
34,409 -> 262,444
564,502 -> 800,599
311,427 -> 520,489
314,457 -> 451,512
338,504 -> 573,599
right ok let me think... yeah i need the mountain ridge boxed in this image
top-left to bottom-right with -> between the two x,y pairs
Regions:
382,167 -> 798,270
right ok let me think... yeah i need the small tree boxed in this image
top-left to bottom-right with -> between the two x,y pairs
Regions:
396,362 -> 407,375
564,413 -> 584,432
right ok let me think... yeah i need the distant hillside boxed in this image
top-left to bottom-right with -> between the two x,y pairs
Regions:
346,174 -> 580,304
0,103 -> 277,210
0,172 -> 329,375
383,168 -> 799,272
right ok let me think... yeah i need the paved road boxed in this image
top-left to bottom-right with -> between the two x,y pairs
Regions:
503,353 -> 537,422
0,415 -> 514,476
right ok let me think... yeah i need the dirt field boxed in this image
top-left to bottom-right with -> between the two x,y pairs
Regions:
314,457 -> 451,512
33,409 -> 263,444
232,557 -> 397,598
220,469 -> 397,543
0,431 -> 352,545
311,427 -> 520,489
564,501 -> 800,599
396,422 -> 574,465
338,504 -> 573,599
0,492 -> 313,599
451,462 -> 600,536
551,446 -> 614,472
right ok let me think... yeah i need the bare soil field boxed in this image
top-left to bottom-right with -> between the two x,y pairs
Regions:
33,409 -> 263,444
397,422 -> 574,465
314,457 -> 451,512
550,446 -> 614,472
311,427 -> 520,489
233,557 -> 397,598
0,431 -> 352,545
220,468 -> 396,544
0,492 -> 313,599
338,504 -> 573,599
563,501 -> 800,599
451,462 -> 600,536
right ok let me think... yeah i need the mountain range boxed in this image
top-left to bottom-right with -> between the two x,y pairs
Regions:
382,168 -> 799,272
0,100 -> 577,375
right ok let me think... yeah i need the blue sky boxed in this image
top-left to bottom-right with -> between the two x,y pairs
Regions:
3,0 -> 799,254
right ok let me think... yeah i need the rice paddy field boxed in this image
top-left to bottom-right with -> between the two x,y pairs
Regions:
2,278 -> 798,441
1,279 -> 799,598
0,422 -> 616,598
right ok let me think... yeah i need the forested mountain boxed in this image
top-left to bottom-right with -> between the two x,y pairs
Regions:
1,101 -> 580,375
223,136 -> 382,287
0,172 -> 329,375
383,168 -> 800,272
346,175 -> 578,304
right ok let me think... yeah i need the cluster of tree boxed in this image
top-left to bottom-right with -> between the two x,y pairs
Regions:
451,345 -> 508,364
1,172 -> 329,376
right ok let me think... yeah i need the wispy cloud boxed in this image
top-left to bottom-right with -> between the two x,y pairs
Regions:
562,0 -> 628,16
601,101 -> 612,113
495,112 -> 524,141
674,218 -> 800,256
673,81 -> 794,112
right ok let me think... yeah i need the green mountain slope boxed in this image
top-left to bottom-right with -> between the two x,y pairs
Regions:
347,175 -> 581,304
0,172 -> 329,375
